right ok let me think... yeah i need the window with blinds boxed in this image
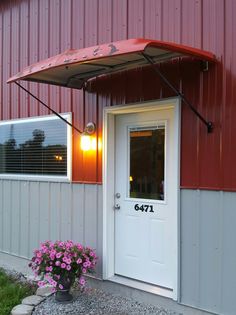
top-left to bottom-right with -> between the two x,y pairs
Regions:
0,114 -> 71,178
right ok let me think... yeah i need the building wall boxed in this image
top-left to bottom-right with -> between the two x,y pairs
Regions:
0,0 -> 236,189
181,189 -> 236,315
1,1 -> 236,315
0,179 -> 103,277
1,181 -> 236,314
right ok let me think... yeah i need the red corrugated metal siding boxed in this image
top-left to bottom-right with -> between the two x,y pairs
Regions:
0,0 -> 235,190
223,0 -> 236,190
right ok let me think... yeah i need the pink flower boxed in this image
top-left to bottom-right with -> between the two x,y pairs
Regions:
30,240 -> 97,288
48,277 -> 54,285
86,261 -> 91,268
79,277 -> 86,286
76,258 -> 82,264
66,258 -> 72,264
90,251 -> 95,257
77,244 -> 83,250
56,252 -> 62,259
42,247 -> 48,254
59,284 -> 64,290
38,281 -> 45,287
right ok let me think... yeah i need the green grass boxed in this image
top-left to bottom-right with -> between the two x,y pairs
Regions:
0,268 -> 36,315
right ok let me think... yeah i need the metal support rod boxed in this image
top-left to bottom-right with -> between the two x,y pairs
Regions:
142,53 -> 213,133
15,82 -> 82,134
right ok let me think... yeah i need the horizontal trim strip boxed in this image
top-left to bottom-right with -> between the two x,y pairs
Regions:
72,180 -> 102,185
181,185 -> 236,192
0,181 -> 235,189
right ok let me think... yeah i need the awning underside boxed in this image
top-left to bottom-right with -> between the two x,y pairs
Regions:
7,39 -> 217,90
21,49 -> 181,89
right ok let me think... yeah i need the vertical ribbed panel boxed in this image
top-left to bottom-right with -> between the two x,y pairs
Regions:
19,0 -> 29,118
222,0 -> 236,189
0,179 -> 103,277
0,0 -> 235,189
0,5 -> 2,121
29,0 -> 39,117
2,4 -> 11,120
181,189 -> 236,315
11,2 -> 20,119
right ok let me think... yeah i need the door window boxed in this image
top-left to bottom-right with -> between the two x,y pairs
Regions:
129,125 -> 165,200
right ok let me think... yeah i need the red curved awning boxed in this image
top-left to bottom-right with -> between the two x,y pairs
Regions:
7,38 -> 217,89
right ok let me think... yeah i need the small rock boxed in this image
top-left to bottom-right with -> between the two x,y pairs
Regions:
36,286 -> 53,297
22,295 -> 44,306
11,304 -> 34,315
26,275 -> 41,282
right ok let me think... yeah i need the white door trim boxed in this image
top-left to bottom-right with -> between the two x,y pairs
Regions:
102,98 -> 181,300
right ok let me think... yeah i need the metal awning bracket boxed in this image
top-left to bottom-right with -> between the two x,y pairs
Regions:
15,81 -> 83,134
201,60 -> 209,72
142,52 -> 213,133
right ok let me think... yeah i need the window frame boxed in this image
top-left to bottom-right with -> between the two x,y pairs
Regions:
0,113 -> 72,182
127,123 -> 166,202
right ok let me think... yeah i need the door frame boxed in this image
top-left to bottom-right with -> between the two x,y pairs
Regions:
102,98 -> 181,300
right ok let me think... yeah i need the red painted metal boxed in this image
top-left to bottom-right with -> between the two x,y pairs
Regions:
7,38 -> 217,86
0,0 -> 235,190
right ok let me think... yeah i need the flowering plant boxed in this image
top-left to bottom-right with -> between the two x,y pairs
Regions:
29,240 -> 97,292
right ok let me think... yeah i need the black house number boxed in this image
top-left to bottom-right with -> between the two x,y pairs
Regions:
134,204 -> 154,213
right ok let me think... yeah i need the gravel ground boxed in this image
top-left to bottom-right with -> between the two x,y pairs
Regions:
33,287 -> 183,315
1,267 -> 183,315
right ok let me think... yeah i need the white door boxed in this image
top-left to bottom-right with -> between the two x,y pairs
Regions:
114,107 -> 177,289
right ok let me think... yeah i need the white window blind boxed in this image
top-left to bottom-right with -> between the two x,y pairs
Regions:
0,114 -> 71,178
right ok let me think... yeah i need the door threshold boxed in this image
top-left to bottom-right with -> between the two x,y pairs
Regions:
108,275 -> 174,299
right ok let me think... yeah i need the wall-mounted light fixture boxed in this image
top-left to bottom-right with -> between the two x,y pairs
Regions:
81,122 -> 96,151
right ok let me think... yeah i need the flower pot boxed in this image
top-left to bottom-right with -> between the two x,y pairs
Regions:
55,289 -> 73,303
55,274 -> 74,303
29,240 -> 98,304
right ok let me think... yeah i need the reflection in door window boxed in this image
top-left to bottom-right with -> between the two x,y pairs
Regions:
129,126 -> 165,201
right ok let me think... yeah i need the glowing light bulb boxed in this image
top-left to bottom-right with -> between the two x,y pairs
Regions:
91,138 -> 97,150
81,134 -> 91,151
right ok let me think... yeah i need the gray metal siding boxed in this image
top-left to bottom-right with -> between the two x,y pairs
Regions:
1,182 -> 236,314
181,189 -> 236,315
0,180 -> 103,277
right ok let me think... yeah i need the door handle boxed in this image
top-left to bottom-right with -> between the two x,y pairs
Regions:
114,203 -> 120,210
